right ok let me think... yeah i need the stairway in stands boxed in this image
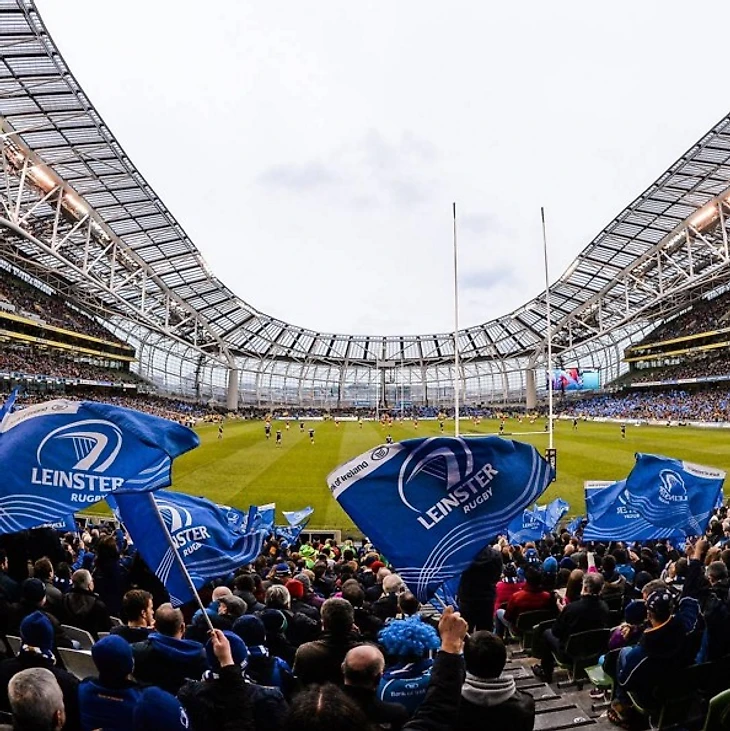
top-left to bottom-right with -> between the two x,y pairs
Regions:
505,650 -> 615,731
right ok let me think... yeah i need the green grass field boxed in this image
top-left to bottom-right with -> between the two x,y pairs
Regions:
165,418 -> 730,533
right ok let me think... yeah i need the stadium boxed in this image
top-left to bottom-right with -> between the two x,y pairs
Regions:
1,2 -> 730,528
1,4 -> 730,731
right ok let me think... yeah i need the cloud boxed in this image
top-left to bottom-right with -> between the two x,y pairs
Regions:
256,130 -> 439,209
461,264 -> 516,291
257,161 -> 339,191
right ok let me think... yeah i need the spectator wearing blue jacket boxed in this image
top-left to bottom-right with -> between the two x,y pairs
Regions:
377,615 -> 440,715
78,634 -> 143,731
132,603 -> 207,695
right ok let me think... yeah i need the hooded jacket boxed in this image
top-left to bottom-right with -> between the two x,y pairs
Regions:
132,632 -> 207,695
618,614 -> 689,701
62,588 -> 111,639
178,665 -> 286,731
456,673 -> 535,731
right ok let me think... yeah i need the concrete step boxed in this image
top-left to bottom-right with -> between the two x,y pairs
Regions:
533,704 -> 595,731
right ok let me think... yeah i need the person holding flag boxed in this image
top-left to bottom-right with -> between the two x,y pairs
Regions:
328,435 -> 553,607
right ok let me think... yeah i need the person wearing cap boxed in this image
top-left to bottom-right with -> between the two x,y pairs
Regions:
178,629 -> 287,731
608,600 -> 647,651
609,588 -> 690,727
259,608 -> 297,666
293,572 -> 324,611
265,585 -> 319,647
269,562 -> 292,585
286,579 -> 319,622
6,578 -> 73,650
134,686 -> 190,731
132,604 -> 207,696
78,634 -> 144,731
493,563 -> 524,617
233,615 -> 294,697
0,611 -> 81,731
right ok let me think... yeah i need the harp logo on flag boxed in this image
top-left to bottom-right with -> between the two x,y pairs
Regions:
658,470 -> 688,504
38,420 -> 123,472
397,439 -> 500,530
31,420 -> 125,499
156,499 -> 210,553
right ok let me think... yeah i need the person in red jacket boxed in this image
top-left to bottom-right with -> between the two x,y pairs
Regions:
494,565 -> 554,638
493,563 -> 524,618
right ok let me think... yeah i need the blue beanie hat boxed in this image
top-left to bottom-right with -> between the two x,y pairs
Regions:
134,686 -> 189,730
92,634 -> 133,680
559,556 -> 576,570
543,556 -> 558,574
624,599 -> 648,626
233,614 -> 266,647
259,608 -> 288,635
205,630 -> 248,672
20,611 -> 54,654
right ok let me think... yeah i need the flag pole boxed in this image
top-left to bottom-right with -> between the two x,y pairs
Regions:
453,202 -> 460,438
148,494 -> 215,632
541,207 -> 554,451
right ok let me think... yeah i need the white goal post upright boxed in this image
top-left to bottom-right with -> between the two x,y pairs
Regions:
541,207 -> 555,454
453,202 -> 460,438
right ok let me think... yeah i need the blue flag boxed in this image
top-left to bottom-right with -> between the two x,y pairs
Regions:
0,388 -> 20,423
114,490 -> 267,607
256,503 -> 276,531
282,506 -> 314,527
544,498 -> 570,530
0,399 -> 198,535
429,575 -> 460,612
328,436 -> 553,600
217,504 -> 249,533
566,514 -> 584,536
625,454 -> 725,537
507,505 -> 549,544
583,480 -> 686,542
274,524 -> 305,546
507,497 -> 568,544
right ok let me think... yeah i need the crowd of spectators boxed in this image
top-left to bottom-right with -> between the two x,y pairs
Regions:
0,270 -> 125,346
0,347 -> 139,384
558,386 -> 730,422
8,390 -> 217,423
0,503 -> 728,730
636,289 -> 730,346
619,353 -> 730,386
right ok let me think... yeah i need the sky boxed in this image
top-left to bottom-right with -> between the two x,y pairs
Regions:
36,1 -> 730,337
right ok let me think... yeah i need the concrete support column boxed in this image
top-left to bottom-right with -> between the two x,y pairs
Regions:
226,366 -> 239,411
526,368 -> 537,409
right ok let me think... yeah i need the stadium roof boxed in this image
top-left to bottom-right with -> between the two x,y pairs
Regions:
2,0 -> 730,369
